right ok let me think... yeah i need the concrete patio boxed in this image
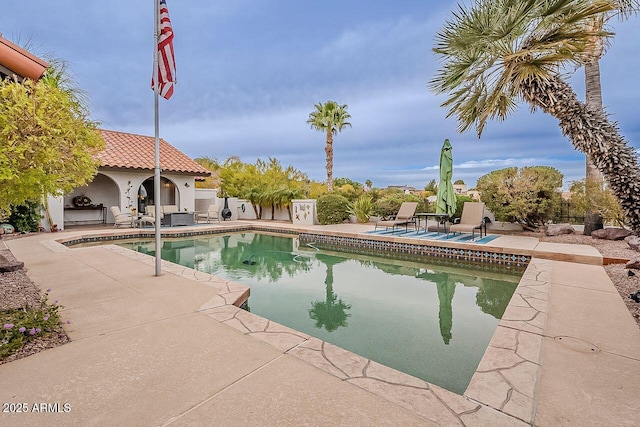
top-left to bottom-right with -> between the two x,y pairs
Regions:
1,222 -> 638,426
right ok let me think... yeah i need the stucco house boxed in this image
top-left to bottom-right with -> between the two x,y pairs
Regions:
46,129 -> 211,230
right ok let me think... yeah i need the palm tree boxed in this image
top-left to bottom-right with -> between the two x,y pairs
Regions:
583,1 -> 637,182
365,179 -> 373,190
308,255 -> 351,332
307,101 -> 352,192
431,0 -> 640,234
582,1 -> 637,233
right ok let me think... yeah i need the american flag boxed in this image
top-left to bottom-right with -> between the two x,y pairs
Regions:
152,0 -> 176,99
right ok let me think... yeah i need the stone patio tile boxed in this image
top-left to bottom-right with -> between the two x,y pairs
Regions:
501,305 -> 541,324
500,359 -> 539,399
318,341 -> 369,378
460,405 -> 529,427
202,304 -> 239,321
288,338 -> 350,379
515,330 -> 543,364
488,326 -> 518,351
248,320 -> 309,352
465,370 -> 511,411
198,294 -> 229,311
475,345 -> 524,372
365,360 -> 431,389
348,377 -> 461,426
169,355 -> 433,427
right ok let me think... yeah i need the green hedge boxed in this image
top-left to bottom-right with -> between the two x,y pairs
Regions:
317,194 -> 351,224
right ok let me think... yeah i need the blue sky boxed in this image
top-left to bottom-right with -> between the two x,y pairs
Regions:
2,1 -> 639,189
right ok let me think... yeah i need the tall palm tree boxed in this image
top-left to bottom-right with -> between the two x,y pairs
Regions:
307,101 -> 352,192
431,0 -> 640,234
582,1 -> 637,191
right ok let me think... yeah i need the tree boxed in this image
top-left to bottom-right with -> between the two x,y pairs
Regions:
365,179 -> 373,190
194,156 -> 221,189
217,156 -> 308,221
582,1 -> 638,187
431,0 -> 640,234
476,166 -> 563,230
0,67 -> 104,216
307,101 -> 351,192
424,179 -> 437,195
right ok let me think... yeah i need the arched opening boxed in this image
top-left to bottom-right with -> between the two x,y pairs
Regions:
140,177 -> 178,212
66,173 -> 119,224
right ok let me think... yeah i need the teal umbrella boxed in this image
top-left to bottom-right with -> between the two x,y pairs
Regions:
436,139 -> 457,217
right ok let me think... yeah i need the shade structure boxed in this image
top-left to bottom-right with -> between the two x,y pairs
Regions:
436,139 -> 457,217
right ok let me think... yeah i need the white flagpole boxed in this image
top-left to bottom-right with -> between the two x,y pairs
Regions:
153,0 -> 162,276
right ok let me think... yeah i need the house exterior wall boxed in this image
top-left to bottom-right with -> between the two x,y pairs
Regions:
47,169 -> 197,230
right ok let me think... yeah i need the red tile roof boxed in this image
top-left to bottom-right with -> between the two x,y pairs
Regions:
0,34 -> 49,81
97,129 -> 210,177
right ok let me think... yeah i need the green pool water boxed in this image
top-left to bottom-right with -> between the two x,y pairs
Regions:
120,232 -> 521,394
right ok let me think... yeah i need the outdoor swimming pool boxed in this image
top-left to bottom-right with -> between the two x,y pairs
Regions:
120,232 -> 521,394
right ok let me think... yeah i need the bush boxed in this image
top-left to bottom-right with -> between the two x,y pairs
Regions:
569,179 -> 626,226
348,195 -> 373,223
0,292 -> 64,360
477,166 -> 563,230
372,193 -> 420,219
317,194 -> 351,224
9,201 -> 42,232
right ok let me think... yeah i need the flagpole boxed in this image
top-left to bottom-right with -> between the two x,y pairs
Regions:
153,0 -> 162,276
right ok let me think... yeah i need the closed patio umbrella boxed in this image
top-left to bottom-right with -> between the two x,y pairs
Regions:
436,139 -> 457,217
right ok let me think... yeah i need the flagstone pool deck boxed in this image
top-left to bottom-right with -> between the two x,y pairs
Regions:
1,221 -> 638,426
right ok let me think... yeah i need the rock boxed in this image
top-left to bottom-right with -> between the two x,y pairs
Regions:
626,235 -> 640,251
591,227 -> 632,241
626,258 -> 640,270
0,253 -> 24,273
546,223 -> 575,236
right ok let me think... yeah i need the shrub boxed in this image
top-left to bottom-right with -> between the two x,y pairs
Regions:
9,201 -> 42,232
569,179 -> 626,226
0,291 -> 64,360
317,194 -> 351,224
348,195 -> 373,223
372,193 -> 420,219
477,166 -> 563,230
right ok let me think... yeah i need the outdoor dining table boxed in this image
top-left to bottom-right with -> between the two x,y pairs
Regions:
415,212 -> 450,234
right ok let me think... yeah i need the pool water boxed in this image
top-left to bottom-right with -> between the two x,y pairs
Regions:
120,232 -> 520,394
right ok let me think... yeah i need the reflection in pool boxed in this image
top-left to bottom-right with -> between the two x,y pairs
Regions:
120,232 -> 520,394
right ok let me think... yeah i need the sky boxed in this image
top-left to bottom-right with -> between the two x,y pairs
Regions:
2,1 -> 639,190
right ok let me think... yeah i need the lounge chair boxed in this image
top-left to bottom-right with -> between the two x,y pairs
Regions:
109,206 -> 133,228
449,202 -> 488,239
197,204 -> 221,223
374,202 -> 418,232
137,213 -> 155,227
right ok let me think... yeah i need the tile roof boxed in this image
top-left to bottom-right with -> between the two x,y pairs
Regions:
0,34 -> 49,81
97,129 -> 210,177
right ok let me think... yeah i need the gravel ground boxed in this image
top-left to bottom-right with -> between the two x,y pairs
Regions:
1,228 -> 639,364
0,247 -> 69,365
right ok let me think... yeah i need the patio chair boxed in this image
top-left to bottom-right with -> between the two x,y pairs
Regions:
449,202 -> 488,239
374,202 -> 418,232
197,204 -> 221,223
109,206 -> 133,228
